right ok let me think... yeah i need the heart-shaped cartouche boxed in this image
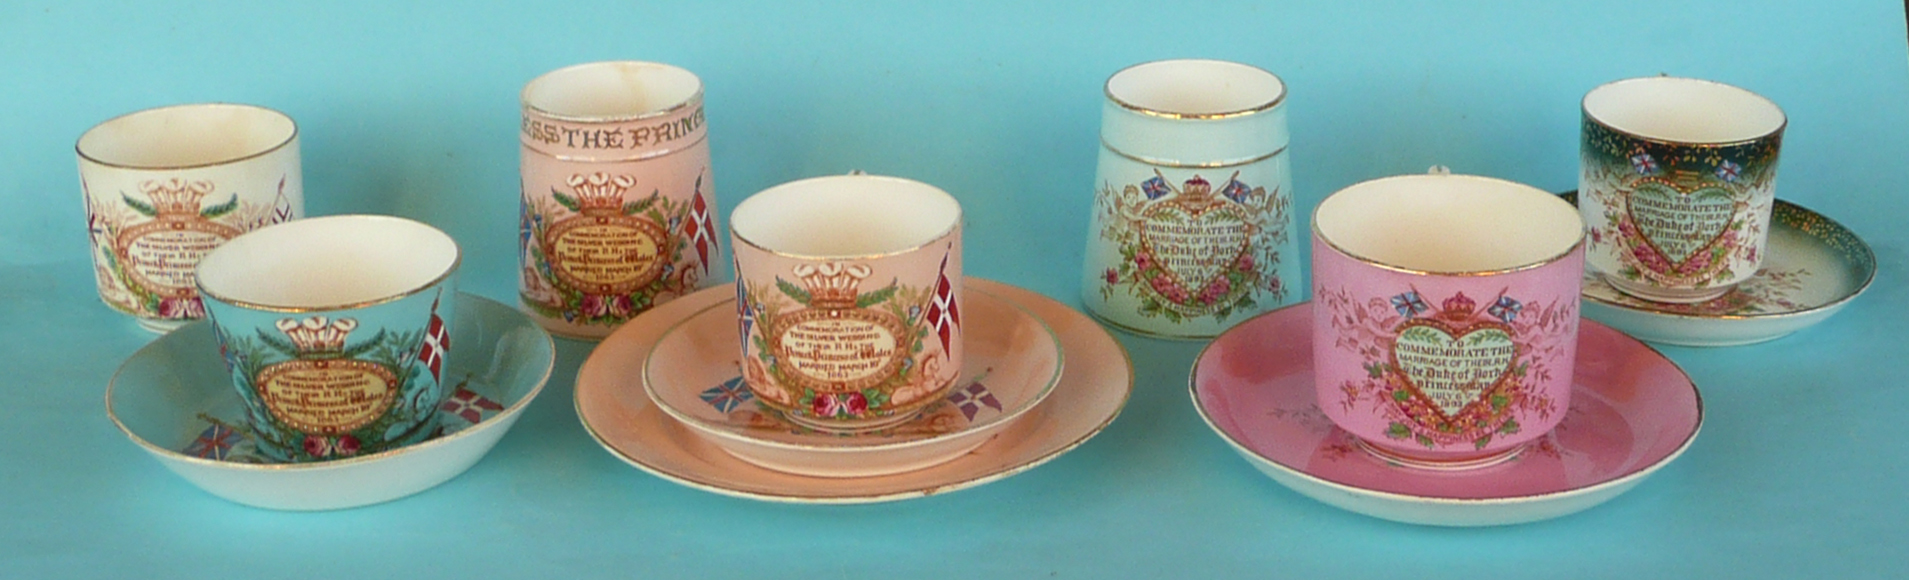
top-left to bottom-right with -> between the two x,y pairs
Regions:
1138,201 -> 1251,301
1391,320 -> 1517,417
1626,181 -> 1736,267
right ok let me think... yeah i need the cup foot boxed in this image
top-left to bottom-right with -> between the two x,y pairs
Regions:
136,317 -> 191,334
1601,275 -> 1733,304
1354,438 -> 1530,472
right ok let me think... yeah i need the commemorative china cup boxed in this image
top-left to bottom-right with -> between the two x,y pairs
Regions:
729,174 -> 964,433
195,215 -> 461,462
1579,76 -> 1786,303
1311,172 -> 1585,469
76,103 -> 305,332
518,61 -> 720,340
1081,59 -> 1299,338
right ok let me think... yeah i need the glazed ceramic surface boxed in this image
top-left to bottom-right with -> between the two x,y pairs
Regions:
1311,173 -> 1585,465
729,174 -> 965,432
643,286 -> 1061,477
1193,302 -> 1701,526
106,294 -> 554,511
1579,76 -> 1786,303
76,103 -> 304,332
1564,192 -> 1875,346
1082,59 -> 1298,339
196,215 -> 461,461
519,61 -> 721,340
576,278 -> 1129,503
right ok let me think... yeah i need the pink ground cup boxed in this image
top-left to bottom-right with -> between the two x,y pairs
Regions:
1311,172 -> 1585,469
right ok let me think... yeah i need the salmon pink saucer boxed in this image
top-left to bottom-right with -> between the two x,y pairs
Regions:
577,278 -> 1131,503
1191,302 -> 1702,526
642,288 -> 1063,478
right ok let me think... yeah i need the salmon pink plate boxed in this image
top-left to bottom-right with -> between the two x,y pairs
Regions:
577,278 -> 1130,503
1191,302 -> 1702,526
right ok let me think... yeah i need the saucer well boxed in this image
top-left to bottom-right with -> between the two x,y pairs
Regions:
1191,302 -> 1702,527
1564,192 -> 1876,347
576,277 -> 1131,503
643,288 -> 1064,478
106,294 -> 555,511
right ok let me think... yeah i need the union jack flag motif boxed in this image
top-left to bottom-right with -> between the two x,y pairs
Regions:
1629,153 -> 1658,175
1220,178 -> 1253,203
686,176 -> 717,270
924,252 -> 961,355
184,423 -> 241,460
945,382 -> 1002,421
1715,160 -> 1742,182
439,387 -> 504,424
1488,296 -> 1523,323
700,377 -> 755,413
1141,176 -> 1171,200
418,294 -> 450,382
1391,291 -> 1430,318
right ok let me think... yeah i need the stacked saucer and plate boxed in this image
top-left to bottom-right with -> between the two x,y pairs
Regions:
575,175 -> 1133,503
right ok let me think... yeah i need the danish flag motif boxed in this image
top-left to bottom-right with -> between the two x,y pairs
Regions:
924,252 -> 960,354
686,176 -> 716,271
419,295 -> 450,382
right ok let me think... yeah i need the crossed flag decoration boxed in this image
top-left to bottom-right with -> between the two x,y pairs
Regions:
924,250 -> 961,355
418,293 -> 451,383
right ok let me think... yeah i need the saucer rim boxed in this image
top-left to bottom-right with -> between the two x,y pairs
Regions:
640,285 -> 1066,454
575,277 -> 1134,504
104,293 -> 557,472
1188,300 -> 1705,505
1564,191 -> 1876,323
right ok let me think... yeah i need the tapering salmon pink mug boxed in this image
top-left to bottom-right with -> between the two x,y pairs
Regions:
1311,171 -> 1585,469
729,174 -> 964,433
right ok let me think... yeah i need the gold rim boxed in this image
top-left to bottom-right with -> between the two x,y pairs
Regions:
1312,174 -> 1586,276
1186,301 -> 1704,505
104,294 -> 557,472
730,175 -> 963,261
195,215 -> 463,313
1104,59 -> 1287,120
77,103 -> 298,170
1099,139 -> 1288,168
1582,76 -> 1787,147
642,286 -> 1066,453
520,61 -> 705,123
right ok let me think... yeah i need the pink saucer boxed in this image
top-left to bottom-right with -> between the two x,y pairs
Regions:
1191,302 -> 1702,526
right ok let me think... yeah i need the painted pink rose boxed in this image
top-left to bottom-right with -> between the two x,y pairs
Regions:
304,435 -> 332,458
606,295 -> 635,319
1236,253 -> 1255,272
580,294 -> 610,318
844,392 -> 869,415
158,296 -> 206,319
1103,268 -> 1119,285
1679,248 -> 1713,275
812,393 -> 839,418
1133,252 -> 1154,271
335,434 -> 361,456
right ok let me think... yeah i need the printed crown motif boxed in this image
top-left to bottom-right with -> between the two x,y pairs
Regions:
139,179 -> 213,215
276,316 -> 359,354
1439,292 -> 1476,320
1177,175 -> 1221,212
566,173 -> 637,211
793,262 -> 872,309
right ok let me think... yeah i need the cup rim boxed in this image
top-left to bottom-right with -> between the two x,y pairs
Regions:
195,214 -> 463,313
1104,59 -> 1288,120
1581,76 -> 1788,147
521,61 -> 705,123
1311,173 -> 1586,276
76,103 -> 299,171
729,174 -> 964,260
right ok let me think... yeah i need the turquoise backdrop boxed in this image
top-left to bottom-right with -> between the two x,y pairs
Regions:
2,0 -> 1904,577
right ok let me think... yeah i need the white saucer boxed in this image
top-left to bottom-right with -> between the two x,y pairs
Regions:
576,278 -> 1131,503
643,287 -> 1064,477
1566,192 -> 1876,346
